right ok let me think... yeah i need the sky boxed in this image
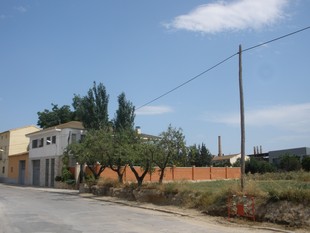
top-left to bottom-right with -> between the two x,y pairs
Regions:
0,0 -> 310,155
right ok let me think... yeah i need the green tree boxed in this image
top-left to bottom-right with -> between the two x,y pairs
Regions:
128,136 -> 157,186
279,154 -> 301,172
188,143 -> 212,167
198,143 -> 213,167
113,92 -> 135,132
66,129 -> 112,179
37,103 -> 75,128
245,157 -> 276,174
188,144 -> 199,166
154,125 -> 187,183
107,129 -> 133,183
73,82 -> 109,130
302,156 -> 310,171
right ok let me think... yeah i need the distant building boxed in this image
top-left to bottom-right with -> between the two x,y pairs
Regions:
26,121 -> 85,187
268,147 -> 310,165
0,125 -> 40,183
212,153 -> 249,167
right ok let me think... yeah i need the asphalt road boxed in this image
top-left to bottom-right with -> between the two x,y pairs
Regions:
0,184 -> 287,233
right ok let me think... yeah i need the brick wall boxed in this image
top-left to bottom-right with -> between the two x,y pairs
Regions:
77,165 -> 240,183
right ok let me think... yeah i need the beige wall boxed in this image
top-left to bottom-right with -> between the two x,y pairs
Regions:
0,126 -> 40,182
9,126 -> 40,155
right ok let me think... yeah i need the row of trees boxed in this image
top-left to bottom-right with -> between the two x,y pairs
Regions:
66,125 -> 212,186
243,154 -> 310,174
37,82 -> 213,186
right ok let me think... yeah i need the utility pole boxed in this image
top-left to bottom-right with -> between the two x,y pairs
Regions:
238,44 -> 245,192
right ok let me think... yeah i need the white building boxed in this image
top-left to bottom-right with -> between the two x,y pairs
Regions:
212,153 -> 249,166
26,121 -> 85,187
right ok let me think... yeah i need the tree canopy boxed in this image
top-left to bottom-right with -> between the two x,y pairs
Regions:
72,81 -> 109,130
37,103 -> 76,129
153,125 -> 187,183
113,92 -> 135,132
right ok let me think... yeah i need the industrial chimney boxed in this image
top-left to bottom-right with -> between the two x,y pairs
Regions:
218,136 -> 222,157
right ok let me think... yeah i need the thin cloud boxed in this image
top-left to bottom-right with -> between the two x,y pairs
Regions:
136,105 -> 173,116
165,0 -> 289,34
14,6 -> 28,13
205,103 -> 310,133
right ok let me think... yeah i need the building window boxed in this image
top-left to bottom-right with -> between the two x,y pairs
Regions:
80,134 -> 85,142
38,138 -> 44,147
32,139 -> 38,149
32,138 -> 44,148
46,137 -> 51,145
71,134 -> 77,144
52,136 -> 56,144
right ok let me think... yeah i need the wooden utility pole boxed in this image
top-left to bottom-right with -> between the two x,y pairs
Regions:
238,44 -> 245,192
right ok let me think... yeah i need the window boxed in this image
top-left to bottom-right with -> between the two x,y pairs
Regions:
38,138 -> 44,147
32,138 -> 44,148
52,136 -> 56,144
71,134 -> 77,144
80,134 -> 85,142
46,137 -> 51,145
32,139 -> 38,148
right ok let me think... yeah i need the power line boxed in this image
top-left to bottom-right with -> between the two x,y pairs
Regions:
136,26 -> 310,110
136,52 -> 238,110
243,26 -> 310,53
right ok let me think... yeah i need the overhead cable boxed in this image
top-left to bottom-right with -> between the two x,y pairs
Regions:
136,26 -> 310,110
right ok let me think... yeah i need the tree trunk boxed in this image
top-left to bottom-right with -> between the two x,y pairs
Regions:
159,167 -> 165,184
87,164 -> 106,180
129,161 -> 150,186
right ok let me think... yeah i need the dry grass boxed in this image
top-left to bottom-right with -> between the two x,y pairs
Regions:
96,171 -> 310,209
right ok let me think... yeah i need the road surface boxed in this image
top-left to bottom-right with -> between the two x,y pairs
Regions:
0,184 -> 286,233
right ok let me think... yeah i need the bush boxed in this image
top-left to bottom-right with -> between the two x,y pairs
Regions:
302,156 -> 310,171
279,154 -> 301,172
245,157 -> 276,174
55,176 -> 62,182
62,168 -> 74,181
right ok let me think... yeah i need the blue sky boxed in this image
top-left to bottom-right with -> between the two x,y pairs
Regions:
0,0 -> 309,155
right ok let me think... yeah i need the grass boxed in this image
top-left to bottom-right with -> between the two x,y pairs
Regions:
96,171 -> 310,211
146,171 -> 310,209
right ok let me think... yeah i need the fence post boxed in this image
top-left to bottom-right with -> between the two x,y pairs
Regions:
192,166 -> 195,180
75,162 -> 80,184
210,167 -> 212,180
225,166 -> 228,179
172,166 -> 175,181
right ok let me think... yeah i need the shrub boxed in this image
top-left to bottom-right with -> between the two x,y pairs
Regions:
302,156 -> 310,171
55,176 -> 62,182
245,157 -> 275,174
278,154 -> 301,172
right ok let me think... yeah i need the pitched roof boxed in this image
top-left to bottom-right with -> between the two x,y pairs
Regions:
45,121 -> 84,130
26,121 -> 84,137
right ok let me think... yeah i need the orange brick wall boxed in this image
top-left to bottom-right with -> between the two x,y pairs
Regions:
75,165 -> 241,183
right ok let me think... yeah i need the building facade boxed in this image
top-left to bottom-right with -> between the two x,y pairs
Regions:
0,125 -> 40,183
26,121 -> 85,187
268,147 -> 310,165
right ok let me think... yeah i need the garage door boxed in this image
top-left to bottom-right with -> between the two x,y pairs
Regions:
32,160 -> 40,186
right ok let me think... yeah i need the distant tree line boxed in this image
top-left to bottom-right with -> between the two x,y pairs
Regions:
239,154 -> 310,174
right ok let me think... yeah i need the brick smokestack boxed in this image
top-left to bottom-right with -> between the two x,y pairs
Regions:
218,136 -> 222,157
